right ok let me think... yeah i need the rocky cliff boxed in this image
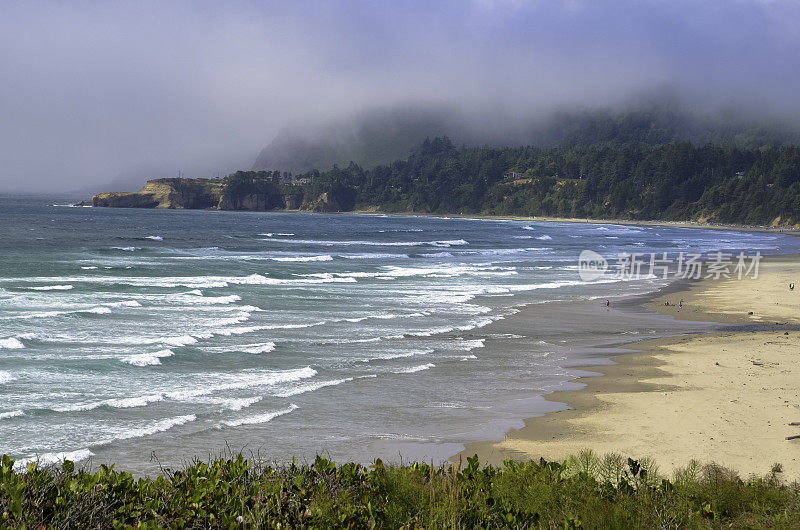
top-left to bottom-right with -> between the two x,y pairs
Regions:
305,192 -> 345,212
84,176 -> 346,213
217,192 -> 284,211
90,178 -> 223,209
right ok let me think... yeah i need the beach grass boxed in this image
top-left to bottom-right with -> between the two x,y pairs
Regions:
2,451 -> 799,528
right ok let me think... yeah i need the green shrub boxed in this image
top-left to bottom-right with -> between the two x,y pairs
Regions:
2,452 -> 799,528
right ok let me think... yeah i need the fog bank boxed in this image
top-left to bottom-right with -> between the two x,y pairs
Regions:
1,0 -> 799,193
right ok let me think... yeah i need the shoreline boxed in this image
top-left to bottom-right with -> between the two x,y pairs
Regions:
351,209 -> 800,235
457,253 -> 800,477
54,194 -> 800,235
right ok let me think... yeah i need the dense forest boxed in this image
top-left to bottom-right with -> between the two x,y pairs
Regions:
232,136 -> 800,225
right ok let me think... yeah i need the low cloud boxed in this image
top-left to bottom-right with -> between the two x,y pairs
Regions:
1,0 -> 799,193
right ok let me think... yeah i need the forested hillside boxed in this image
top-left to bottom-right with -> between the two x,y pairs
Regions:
263,137 -> 800,225
93,136 -> 800,226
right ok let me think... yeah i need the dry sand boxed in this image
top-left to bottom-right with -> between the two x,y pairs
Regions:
649,254 -> 800,325
460,255 -> 800,478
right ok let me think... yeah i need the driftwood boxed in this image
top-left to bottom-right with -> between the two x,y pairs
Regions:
786,435 -> 800,441
790,422 -> 800,426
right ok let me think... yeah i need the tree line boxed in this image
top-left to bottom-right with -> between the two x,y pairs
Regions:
224,136 -> 800,224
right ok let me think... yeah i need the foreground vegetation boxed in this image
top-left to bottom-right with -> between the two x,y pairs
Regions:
2,452 -> 798,528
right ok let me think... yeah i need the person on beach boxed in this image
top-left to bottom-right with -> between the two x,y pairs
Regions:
606,299 -> 610,310
791,283 -> 795,291
679,299 -> 683,309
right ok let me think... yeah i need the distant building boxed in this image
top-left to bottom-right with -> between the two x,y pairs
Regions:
736,171 -> 745,180
504,171 -> 525,180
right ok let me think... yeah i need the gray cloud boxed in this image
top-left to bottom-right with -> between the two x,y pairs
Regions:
1,0 -> 799,193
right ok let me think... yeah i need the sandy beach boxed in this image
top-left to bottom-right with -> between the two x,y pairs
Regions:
460,254 -> 800,478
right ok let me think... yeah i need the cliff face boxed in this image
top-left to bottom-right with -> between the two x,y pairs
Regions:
90,191 -> 161,208
91,179 -> 223,209
87,177 -> 332,213
306,192 -> 344,212
217,193 -> 284,211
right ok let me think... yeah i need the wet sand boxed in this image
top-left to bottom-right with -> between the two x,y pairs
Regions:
458,255 -> 800,478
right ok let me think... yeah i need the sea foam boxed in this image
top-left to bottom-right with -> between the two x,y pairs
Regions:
271,255 -> 333,262
121,349 -> 175,367
273,378 -> 353,397
221,404 -> 298,427
259,237 -> 469,247
0,338 -> 25,349
108,414 -> 197,443
166,366 -> 317,401
238,342 -> 276,354
80,307 -> 112,315
15,449 -> 95,470
52,393 -> 166,412
393,363 -> 436,374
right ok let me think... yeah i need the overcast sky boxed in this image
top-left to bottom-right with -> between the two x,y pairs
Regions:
1,0 -> 799,193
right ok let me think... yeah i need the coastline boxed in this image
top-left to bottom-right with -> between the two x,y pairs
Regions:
351,209 -> 800,235
70,197 -> 800,236
457,254 -> 800,477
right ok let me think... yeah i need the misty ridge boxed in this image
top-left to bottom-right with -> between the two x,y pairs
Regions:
88,92 -> 800,227
91,94 -> 800,194
251,96 -> 800,177
94,92 -> 800,195
84,91 -> 800,227
3,0 -> 800,194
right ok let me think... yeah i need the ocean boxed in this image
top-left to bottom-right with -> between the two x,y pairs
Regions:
1,196 -> 798,473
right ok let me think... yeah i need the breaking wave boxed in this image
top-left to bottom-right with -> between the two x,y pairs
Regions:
0,338 -> 25,349
165,367 -> 317,401
260,237 -> 469,247
271,255 -> 333,262
107,414 -> 197,443
273,378 -> 353,397
120,349 -> 175,367
15,449 -> 95,470
221,404 -> 299,427
393,363 -> 436,374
